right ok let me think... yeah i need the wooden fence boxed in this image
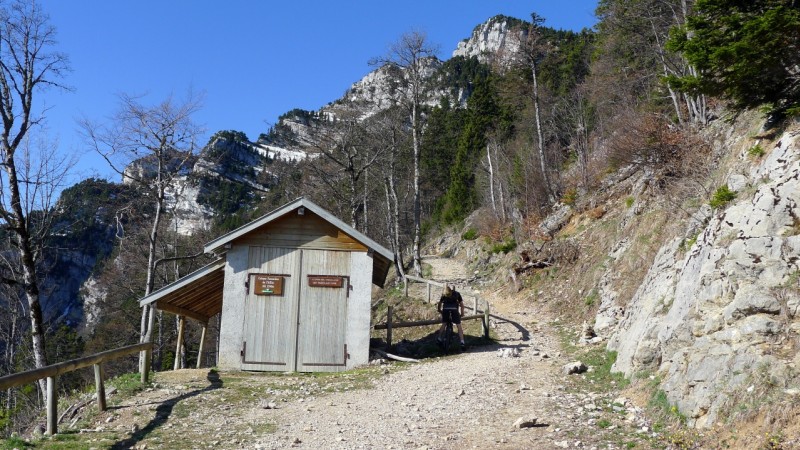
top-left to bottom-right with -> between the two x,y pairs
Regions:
0,342 -> 152,436
377,275 -> 490,347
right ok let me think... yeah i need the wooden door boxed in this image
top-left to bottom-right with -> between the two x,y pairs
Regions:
296,250 -> 350,372
241,247 -> 300,371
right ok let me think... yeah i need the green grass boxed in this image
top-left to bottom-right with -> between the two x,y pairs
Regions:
108,372 -> 148,397
584,289 -> 599,306
625,197 -> 635,208
747,144 -> 765,157
0,436 -> 32,449
490,238 -> 516,254
461,228 -> 478,240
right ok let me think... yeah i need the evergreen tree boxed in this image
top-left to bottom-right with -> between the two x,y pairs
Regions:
441,73 -> 502,223
667,0 -> 800,117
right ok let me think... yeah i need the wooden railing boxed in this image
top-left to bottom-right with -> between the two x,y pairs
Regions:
0,342 -> 152,436
379,275 -> 491,347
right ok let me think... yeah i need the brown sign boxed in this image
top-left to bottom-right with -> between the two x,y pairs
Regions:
253,275 -> 284,296
308,275 -> 345,288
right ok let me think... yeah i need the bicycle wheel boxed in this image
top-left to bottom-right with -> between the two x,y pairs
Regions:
443,321 -> 454,354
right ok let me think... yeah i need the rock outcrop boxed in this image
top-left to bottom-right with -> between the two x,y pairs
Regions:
606,125 -> 800,427
452,15 -> 526,70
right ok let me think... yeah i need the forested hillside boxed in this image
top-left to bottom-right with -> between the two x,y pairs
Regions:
2,0 -> 799,442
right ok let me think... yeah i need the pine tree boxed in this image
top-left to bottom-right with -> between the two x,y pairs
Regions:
667,0 -> 800,118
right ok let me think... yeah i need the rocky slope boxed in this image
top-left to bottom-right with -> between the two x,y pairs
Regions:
604,119 -> 800,427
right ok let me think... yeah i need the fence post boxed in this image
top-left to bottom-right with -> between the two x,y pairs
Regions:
174,315 -> 185,371
46,376 -> 57,435
483,301 -> 490,339
197,324 -> 207,369
94,363 -> 107,411
141,348 -> 151,384
473,297 -> 478,314
404,278 -> 408,297
387,306 -> 393,348
427,283 -> 431,303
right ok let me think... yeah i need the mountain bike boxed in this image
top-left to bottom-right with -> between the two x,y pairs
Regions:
440,310 -> 457,354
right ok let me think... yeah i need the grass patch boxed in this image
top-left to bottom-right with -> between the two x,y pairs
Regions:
584,289 -> 599,307
490,238 -> 516,254
108,372 -> 149,397
747,144 -> 765,158
0,436 -> 32,449
679,231 -> 700,252
461,228 -> 478,240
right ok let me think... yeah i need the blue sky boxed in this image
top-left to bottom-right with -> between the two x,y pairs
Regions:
37,1 -> 598,182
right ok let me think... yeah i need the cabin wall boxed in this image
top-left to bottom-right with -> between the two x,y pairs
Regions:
217,211 -> 381,372
218,244 -> 249,369
347,251 -> 373,368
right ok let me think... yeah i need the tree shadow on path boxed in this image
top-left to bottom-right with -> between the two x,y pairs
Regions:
111,370 -> 223,449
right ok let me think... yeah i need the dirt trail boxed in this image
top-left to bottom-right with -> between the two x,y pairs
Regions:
74,256 -> 653,449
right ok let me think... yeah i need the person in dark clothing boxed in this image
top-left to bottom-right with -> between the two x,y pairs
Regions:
437,284 -> 465,350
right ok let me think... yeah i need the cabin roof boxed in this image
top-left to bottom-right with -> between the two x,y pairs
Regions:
138,259 -> 225,323
205,197 -> 393,259
139,198 -> 394,322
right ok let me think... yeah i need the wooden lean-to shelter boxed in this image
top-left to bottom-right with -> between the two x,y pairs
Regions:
139,197 -> 393,372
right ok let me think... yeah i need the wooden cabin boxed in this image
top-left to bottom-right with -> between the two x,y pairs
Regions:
139,197 -> 393,372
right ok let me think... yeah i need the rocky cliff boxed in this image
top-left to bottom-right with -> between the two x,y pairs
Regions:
452,15 -> 527,69
602,118 -> 800,427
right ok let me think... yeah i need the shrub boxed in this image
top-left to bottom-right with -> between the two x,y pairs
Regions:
709,185 -> 737,209
625,197 -> 635,208
461,228 -> 478,240
562,188 -> 578,206
490,238 -> 517,254
747,144 -> 765,157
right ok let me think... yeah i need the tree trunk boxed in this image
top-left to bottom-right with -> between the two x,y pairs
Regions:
493,142 -> 507,221
532,60 -> 554,204
411,100 -> 422,275
363,168 -> 368,234
487,142 -> 497,216
3,154 -> 48,396
139,178 -> 165,372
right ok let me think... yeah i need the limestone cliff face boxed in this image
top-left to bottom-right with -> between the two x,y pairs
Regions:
605,122 -> 800,427
452,16 -> 526,70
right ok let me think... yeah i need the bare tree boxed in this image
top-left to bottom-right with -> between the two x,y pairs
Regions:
0,0 -> 70,390
521,14 -> 557,205
371,31 -> 439,276
307,112 -> 387,229
371,108 -> 411,280
81,91 -> 203,372
595,0 -> 706,125
553,85 -> 596,191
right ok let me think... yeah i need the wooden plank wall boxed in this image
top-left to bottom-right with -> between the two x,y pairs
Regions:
235,212 -> 367,252
241,247 -> 300,370
296,249 -> 351,372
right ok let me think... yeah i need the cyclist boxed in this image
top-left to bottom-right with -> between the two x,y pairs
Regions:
437,284 -> 466,350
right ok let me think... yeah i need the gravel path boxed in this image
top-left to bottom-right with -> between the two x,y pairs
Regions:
88,257 -> 651,449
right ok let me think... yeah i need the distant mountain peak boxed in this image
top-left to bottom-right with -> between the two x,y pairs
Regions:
452,15 -> 528,69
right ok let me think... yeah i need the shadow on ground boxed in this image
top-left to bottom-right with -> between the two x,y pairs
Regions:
372,311 -> 532,359
111,370 -> 223,449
